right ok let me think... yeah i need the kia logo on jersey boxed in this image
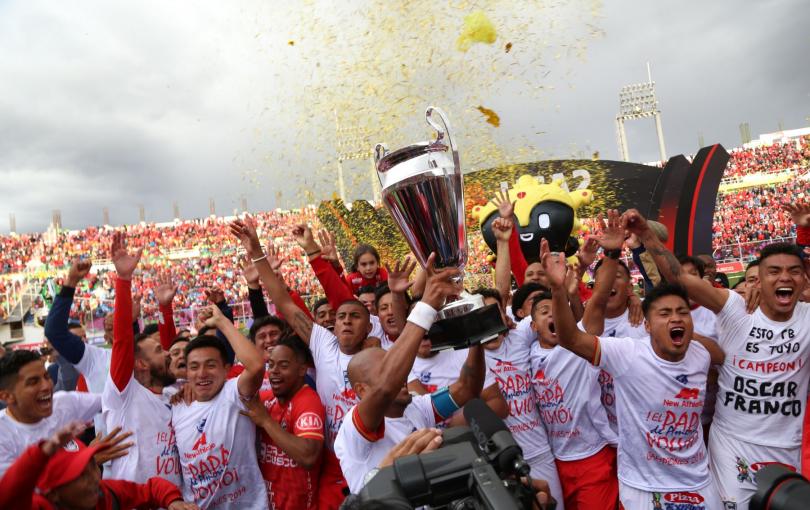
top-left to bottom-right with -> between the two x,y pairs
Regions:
296,412 -> 324,431
664,492 -> 704,504
674,388 -> 700,399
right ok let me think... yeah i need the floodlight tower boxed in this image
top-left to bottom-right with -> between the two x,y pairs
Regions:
334,110 -> 381,204
615,63 -> 667,162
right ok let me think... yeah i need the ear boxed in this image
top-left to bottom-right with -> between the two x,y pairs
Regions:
530,319 -> 538,332
0,389 -> 13,406
644,319 -> 651,334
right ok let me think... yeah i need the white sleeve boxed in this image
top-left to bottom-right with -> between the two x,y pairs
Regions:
334,407 -> 374,494
369,315 -> 385,340
55,391 -> 101,423
715,290 -> 747,349
221,378 -> 242,406
308,324 -> 335,366
596,336 -> 639,378
511,316 -> 537,350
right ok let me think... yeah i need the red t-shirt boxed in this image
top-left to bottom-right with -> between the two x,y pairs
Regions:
344,267 -> 388,295
257,386 -> 325,510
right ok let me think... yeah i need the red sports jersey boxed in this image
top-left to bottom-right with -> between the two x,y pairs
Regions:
258,386 -> 325,510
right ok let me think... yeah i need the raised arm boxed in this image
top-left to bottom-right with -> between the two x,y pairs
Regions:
623,209 -> 728,313
784,202 -> 810,279
201,304 -> 265,398
493,217 -> 514,310
242,254 -> 269,319
155,271 -> 178,351
544,250 -> 598,363
110,232 -> 143,392
44,260 -> 91,364
385,257 -> 418,337
581,211 -> 625,335
297,225 -> 355,308
230,217 -> 314,343
355,256 -> 461,433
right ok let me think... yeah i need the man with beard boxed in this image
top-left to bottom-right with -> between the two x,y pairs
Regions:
0,350 -> 100,476
102,232 -> 181,486
242,335 -> 325,510
230,216 -> 376,509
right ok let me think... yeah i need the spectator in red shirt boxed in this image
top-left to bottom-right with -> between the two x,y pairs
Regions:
344,244 -> 388,295
242,335 -> 325,510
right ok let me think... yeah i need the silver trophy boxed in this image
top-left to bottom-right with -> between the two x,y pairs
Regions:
375,106 -> 506,351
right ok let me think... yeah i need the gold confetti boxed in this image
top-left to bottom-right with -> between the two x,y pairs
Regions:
456,10 -> 497,52
476,106 -> 501,127
288,40 -> 295,46
505,42 -> 512,53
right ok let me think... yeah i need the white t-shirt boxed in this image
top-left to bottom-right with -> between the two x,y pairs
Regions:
76,345 -> 112,394
309,324 -> 358,450
334,394 -> 436,494
408,349 -> 497,393
485,333 -> 551,460
599,336 -> 711,492
172,378 -> 267,509
579,310 -> 648,433
531,343 -> 615,461
713,291 -> 810,448
101,374 -> 181,486
0,391 -> 100,476
691,306 -> 718,341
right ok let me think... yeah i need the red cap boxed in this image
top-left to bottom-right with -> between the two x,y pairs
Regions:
37,439 -> 101,493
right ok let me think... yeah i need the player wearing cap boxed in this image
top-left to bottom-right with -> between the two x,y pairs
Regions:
632,204 -> 810,509
241,335 -> 325,510
334,258 -> 488,493
0,422 -> 197,510
0,349 -> 100,477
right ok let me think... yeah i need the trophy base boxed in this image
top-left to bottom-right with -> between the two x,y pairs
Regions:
427,303 -> 507,352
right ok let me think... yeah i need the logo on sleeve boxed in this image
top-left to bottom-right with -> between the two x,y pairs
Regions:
675,374 -> 689,384
296,412 -> 324,432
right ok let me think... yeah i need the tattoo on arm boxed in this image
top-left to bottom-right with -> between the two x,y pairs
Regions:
292,311 -> 313,340
648,245 -> 681,278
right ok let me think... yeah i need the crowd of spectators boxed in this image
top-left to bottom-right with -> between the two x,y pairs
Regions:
723,136 -> 809,178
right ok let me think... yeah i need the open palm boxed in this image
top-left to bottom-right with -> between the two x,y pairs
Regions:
110,232 -> 142,280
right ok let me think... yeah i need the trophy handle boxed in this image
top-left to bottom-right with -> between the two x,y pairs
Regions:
425,107 -> 460,176
374,143 -> 388,166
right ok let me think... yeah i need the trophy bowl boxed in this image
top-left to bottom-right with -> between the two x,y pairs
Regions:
375,107 -> 507,351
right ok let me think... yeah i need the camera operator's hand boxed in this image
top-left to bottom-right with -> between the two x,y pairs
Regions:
378,428 -> 443,468
524,478 -> 556,510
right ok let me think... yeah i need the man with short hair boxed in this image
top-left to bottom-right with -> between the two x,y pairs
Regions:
628,207 -> 810,508
356,285 -> 377,315
102,232 -> 181,486
173,303 -> 268,509
0,349 -> 100,476
168,334 -> 190,381
242,335 -> 325,510
311,298 -> 335,331
249,315 -> 287,361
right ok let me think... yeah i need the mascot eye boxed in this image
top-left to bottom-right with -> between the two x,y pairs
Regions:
538,213 -> 551,229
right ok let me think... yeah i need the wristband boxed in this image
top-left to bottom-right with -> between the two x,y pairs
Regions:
604,249 -> 621,260
251,254 -> 268,263
431,386 -> 460,420
407,301 -> 438,330
306,249 -> 321,257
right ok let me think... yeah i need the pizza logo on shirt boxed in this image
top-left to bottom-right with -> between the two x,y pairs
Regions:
675,374 -> 689,384
674,388 -> 700,400
749,461 -> 796,483
296,412 -> 324,432
652,492 -> 706,510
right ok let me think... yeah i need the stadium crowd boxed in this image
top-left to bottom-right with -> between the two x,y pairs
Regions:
0,137 -> 810,510
723,136 -> 810,178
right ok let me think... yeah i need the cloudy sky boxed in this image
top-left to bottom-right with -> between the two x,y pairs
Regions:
0,0 -> 807,234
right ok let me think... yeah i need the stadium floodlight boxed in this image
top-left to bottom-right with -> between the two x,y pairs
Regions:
334,110 -> 381,204
615,63 -> 667,163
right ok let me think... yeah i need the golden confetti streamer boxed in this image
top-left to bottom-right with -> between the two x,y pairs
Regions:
505,42 -> 513,53
456,10 -> 498,52
476,105 -> 501,127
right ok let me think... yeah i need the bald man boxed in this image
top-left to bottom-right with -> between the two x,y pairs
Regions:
333,260 -> 489,494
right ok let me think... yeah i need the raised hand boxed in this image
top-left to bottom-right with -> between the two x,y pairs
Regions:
317,229 -> 340,263
132,292 -> 142,322
292,224 -> 319,254
229,216 -> 264,259
621,209 -> 651,238
784,202 -> 810,227
541,250 -> 568,289
421,253 -> 463,310
386,256 -> 418,293
90,426 -> 134,465
492,189 -> 515,219
492,217 -> 513,243
110,231 -> 143,280
155,271 -> 178,307
266,241 -> 283,272
565,262 -> 580,296
576,236 -> 599,268
627,293 -> 643,327
66,259 -> 92,287
378,428 -> 443,468
240,254 -> 261,289
199,304 -> 225,328
593,209 -> 624,251
41,421 -> 86,456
